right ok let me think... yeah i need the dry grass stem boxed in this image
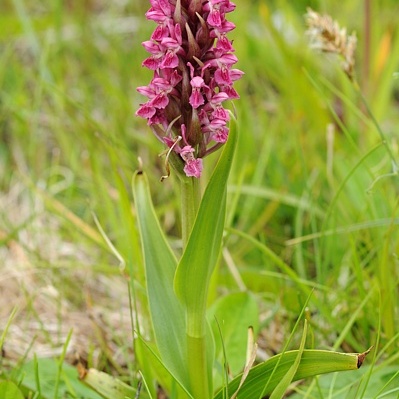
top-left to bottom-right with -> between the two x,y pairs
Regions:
0,180 -> 134,369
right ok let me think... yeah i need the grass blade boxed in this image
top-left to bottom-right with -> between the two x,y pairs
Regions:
269,320 -> 308,399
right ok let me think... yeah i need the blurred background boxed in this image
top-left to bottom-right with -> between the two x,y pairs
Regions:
1,0 -> 399,394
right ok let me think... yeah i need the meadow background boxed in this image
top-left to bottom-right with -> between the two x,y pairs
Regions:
1,0 -> 399,397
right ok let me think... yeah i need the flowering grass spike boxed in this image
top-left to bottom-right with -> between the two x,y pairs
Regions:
305,8 -> 357,81
136,0 -> 243,178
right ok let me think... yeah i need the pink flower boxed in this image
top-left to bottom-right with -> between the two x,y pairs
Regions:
189,76 -> 206,108
145,0 -> 172,22
215,34 -> 234,52
188,63 -> 208,109
136,0 -> 243,178
204,0 -> 236,27
160,35 -> 183,69
184,158 -> 203,178
136,103 -> 156,120
203,119 -> 229,143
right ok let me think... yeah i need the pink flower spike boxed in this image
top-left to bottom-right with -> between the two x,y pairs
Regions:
184,158 -> 203,178
137,0 -> 242,175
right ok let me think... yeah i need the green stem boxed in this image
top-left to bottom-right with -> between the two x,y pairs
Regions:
180,176 -> 207,397
167,152 -> 202,247
181,178 -> 207,398
180,177 -> 201,248
187,333 -> 210,399
169,155 -> 207,396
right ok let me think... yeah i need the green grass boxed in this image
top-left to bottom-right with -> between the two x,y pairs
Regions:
1,0 -> 399,397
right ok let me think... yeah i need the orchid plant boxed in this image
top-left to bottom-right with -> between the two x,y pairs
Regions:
135,0 -> 244,249
79,2 -> 370,398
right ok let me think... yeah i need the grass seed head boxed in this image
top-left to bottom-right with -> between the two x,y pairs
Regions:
305,8 -> 357,81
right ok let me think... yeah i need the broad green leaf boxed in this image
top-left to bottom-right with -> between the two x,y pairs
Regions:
269,320 -> 308,399
135,335 -> 194,399
208,292 -> 258,383
0,381 -> 24,399
213,349 -> 367,399
174,117 -> 238,398
132,171 -> 189,388
174,117 -> 238,337
134,337 -> 158,398
19,358 -> 102,399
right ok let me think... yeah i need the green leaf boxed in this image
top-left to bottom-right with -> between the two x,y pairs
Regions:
213,349 -> 367,399
174,117 -> 238,337
132,171 -> 189,388
269,320 -> 308,399
0,381 -> 24,399
135,334 -> 193,399
208,292 -> 258,382
19,358 -> 102,399
174,116 -> 238,398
